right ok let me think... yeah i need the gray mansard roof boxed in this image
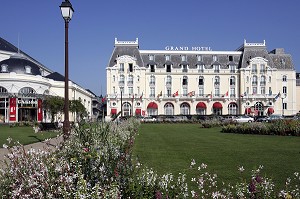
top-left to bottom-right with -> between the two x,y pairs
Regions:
107,39 -> 295,71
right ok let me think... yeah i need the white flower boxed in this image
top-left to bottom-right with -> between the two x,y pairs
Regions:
238,166 -> 245,172
190,159 -> 196,166
6,137 -> 12,144
2,144 -> 8,149
191,190 -> 196,197
191,177 -> 196,182
201,163 -> 207,169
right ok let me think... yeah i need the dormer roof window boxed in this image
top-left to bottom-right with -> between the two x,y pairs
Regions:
1,64 -> 8,72
25,65 -> 32,74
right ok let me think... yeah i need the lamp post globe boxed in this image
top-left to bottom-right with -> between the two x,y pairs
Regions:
60,0 -> 74,139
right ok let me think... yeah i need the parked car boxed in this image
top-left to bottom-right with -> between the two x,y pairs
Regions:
255,116 -> 269,122
141,116 -> 156,122
266,114 -> 283,122
233,115 -> 254,123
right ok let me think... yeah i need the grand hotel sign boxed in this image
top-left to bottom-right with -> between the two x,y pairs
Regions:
165,46 -> 212,51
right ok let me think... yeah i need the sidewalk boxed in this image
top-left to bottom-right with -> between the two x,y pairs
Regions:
0,136 -> 63,168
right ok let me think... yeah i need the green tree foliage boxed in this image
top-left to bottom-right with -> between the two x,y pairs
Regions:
42,96 -> 64,122
70,99 -> 87,122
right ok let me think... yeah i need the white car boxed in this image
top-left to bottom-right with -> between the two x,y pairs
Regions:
233,115 -> 254,123
141,116 -> 156,122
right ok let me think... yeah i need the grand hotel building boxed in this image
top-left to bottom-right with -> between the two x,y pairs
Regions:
106,38 -> 298,118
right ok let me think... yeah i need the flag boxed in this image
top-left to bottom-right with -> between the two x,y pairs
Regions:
188,91 -> 195,97
222,91 -> 228,98
157,91 -> 162,98
274,92 -> 281,101
173,91 -> 178,97
101,96 -> 106,103
140,92 -> 143,99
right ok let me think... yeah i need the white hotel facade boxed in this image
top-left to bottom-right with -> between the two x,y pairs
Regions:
106,38 -> 298,118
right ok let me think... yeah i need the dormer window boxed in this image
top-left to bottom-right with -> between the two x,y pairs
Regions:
181,55 -> 186,62
228,55 -> 233,61
150,65 -> 155,72
213,55 -> 217,62
165,55 -> 170,61
1,64 -> 8,72
197,55 -> 202,62
282,75 -> 287,82
149,54 -> 154,61
25,65 -> 31,74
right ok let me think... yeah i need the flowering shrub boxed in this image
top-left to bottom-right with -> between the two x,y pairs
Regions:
222,120 -> 300,136
1,118 -> 299,198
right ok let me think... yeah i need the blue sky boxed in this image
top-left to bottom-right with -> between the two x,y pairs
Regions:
1,0 -> 300,96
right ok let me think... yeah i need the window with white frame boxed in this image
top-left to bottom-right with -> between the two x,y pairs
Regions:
199,87 -> 204,96
180,103 -> 190,115
128,75 -> 133,85
253,87 -> 257,95
128,87 -> 133,95
149,54 -> 154,61
150,75 -> 155,85
214,65 -> 220,73
197,55 -> 202,61
119,75 -> 125,84
181,55 -> 186,62
166,75 -> 172,85
283,86 -> 287,94
164,103 -> 174,115
213,55 -> 217,62
252,75 -> 258,86
25,66 -> 31,74
230,88 -> 235,97
120,63 -> 124,72
229,65 -> 235,73
198,64 -> 204,73
283,103 -> 287,110
182,76 -> 188,86
268,87 -> 272,95
214,88 -> 220,97
199,76 -> 204,86
260,75 -> 266,86
260,64 -> 266,73
214,76 -> 220,86
252,64 -> 257,73
230,76 -> 235,86
167,88 -> 172,97
150,87 -> 155,97
282,75 -> 287,82
165,55 -> 170,61
1,64 -> 8,72
228,103 -> 237,115
261,87 -> 265,95
183,87 -> 188,96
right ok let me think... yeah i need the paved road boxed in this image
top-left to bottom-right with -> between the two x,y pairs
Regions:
0,136 -> 63,168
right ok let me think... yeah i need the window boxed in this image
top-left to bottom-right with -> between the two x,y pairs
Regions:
282,75 -> 287,82
228,103 -> 237,115
128,87 -> 133,95
246,76 -> 249,83
119,75 -> 125,85
229,65 -> 235,73
214,76 -> 220,86
165,55 -> 170,61
181,55 -> 186,62
213,55 -> 217,62
283,86 -> 287,94
228,55 -> 233,61
182,76 -> 188,86
269,76 -> 271,83
113,86 -> 115,93
214,88 -> 220,97
198,64 -> 204,73
120,63 -> 124,72
230,88 -> 235,97
254,102 -> 264,116
198,76 -> 204,86
164,103 -> 174,115
261,87 -> 265,95
230,76 -> 235,86
246,87 -> 249,94
252,64 -> 257,73
128,75 -> 133,85
122,102 -> 131,116
260,76 -> 266,86
0,86 -> 8,93
150,87 -> 155,98
180,103 -> 190,115
129,63 -> 133,72
283,103 -> 287,110
214,65 -> 220,73
166,76 -> 172,85
183,87 -> 188,96
167,88 -> 172,97
137,75 -> 140,82
113,75 -> 115,82
1,64 -> 8,72
252,76 -> 258,86
197,55 -> 202,61
150,75 -> 155,85
269,87 -> 272,95
166,65 -> 171,72
19,87 -> 36,96
25,66 -> 31,74
199,88 -> 204,96
149,54 -> 154,61
182,65 -> 188,73
150,65 -> 155,72
253,87 -> 257,95
260,64 -> 266,73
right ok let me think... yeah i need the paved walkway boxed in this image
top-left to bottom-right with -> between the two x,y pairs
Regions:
0,136 -> 63,168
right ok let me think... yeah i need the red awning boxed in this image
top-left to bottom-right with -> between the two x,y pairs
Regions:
245,108 -> 251,114
213,102 -> 223,109
196,102 -> 206,109
135,108 -> 141,115
268,107 -> 274,114
147,102 -> 158,109
111,108 -> 117,115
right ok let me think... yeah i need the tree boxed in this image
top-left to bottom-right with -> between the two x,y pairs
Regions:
70,99 -> 87,122
42,96 -> 64,122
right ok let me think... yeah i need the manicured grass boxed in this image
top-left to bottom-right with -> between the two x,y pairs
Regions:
133,123 -> 300,190
0,125 -> 60,147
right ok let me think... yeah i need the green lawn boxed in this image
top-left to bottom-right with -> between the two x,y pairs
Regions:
0,125 -> 60,147
132,123 -> 300,190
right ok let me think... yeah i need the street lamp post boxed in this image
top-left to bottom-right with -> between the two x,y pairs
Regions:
60,0 -> 74,139
281,94 -> 286,116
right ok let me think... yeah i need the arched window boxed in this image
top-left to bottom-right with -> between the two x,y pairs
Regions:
282,75 -> 287,82
147,102 -> 158,116
228,102 -> 238,115
198,76 -> 204,86
19,87 -> 36,96
122,102 -> 131,116
164,102 -> 174,115
260,75 -> 266,86
180,103 -> 190,115
182,76 -> 188,86
252,75 -> 258,86
0,86 -> 8,93
283,86 -> 287,94
254,102 -> 264,116
196,102 -> 206,115
213,102 -> 223,115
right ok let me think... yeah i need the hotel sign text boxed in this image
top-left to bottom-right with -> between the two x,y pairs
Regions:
165,46 -> 212,51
